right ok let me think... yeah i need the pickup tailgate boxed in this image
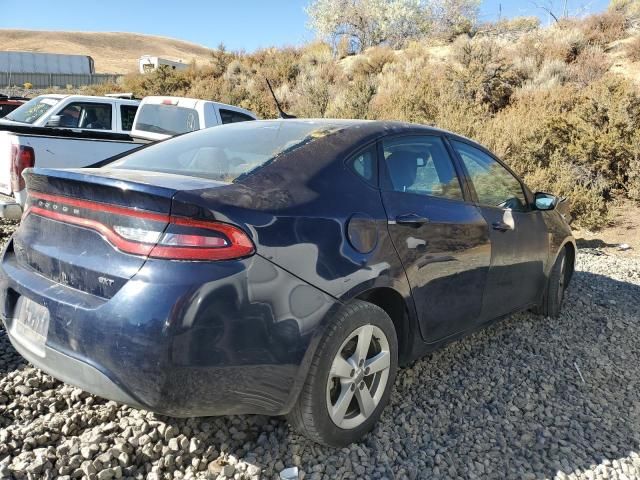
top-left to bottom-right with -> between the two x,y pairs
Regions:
11,168 -> 222,299
0,131 -> 14,194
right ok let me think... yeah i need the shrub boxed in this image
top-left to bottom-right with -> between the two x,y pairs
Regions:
448,37 -> 522,112
567,46 -> 612,86
326,75 -> 376,118
491,16 -> 540,34
290,63 -> 344,117
23,82 -> 32,90
579,11 -> 627,46
526,59 -> 569,89
540,27 -> 587,63
626,35 -> 640,61
348,46 -> 396,76
610,0 -> 640,18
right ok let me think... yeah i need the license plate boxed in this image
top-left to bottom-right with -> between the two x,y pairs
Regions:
12,296 -> 49,357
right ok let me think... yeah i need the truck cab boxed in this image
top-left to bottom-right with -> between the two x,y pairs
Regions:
131,96 -> 257,141
0,94 -> 139,134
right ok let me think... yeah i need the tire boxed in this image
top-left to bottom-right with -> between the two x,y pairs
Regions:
287,300 -> 398,447
538,248 -> 569,318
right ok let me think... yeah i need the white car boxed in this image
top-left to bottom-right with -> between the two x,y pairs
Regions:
131,96 -> 257,141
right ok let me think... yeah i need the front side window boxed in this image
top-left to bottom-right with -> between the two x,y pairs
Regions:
382,136 -> 463,201
4,96 -> 60,124
58,102 -> 112,130
452,140 -> 527,211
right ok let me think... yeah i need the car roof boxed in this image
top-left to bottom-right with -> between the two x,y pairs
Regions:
245,118 -> 477,146
38,94 -> 140,105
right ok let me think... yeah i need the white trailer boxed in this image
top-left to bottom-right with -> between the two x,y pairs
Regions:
139,55 -> 188,74
0,52 -> 94,74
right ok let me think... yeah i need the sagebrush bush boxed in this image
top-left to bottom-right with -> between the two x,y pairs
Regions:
579,11 -> 627,46
610,0 -> 640,17
448,37 -> 522,111
568,46 -> 612,85
625,35 -> 640,61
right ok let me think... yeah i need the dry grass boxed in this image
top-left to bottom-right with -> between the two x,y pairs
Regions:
0,29 -> 215,73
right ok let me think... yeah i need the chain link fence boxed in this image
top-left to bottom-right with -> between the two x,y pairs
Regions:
0,72 -> 123,89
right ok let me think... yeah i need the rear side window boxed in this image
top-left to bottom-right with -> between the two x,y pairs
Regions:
58,102 -> 113,130
219,109 -> 255,124
135,104 -> 200,135
452,140 -> 527,211
347,146 -> 377,186
382,136 -> 463,201
120,105 -> 138,131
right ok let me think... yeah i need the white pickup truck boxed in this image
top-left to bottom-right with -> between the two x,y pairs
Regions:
0,95 -> 258,219
0,94 -> 145,218
131,96 -> 257,141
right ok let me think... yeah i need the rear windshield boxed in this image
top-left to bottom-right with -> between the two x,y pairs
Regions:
134,104 -> 200,136
108,121 -> 345,182
4,96 -> 60,124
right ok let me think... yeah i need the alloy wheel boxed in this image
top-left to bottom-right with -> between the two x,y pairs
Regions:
326,324 -> 391,429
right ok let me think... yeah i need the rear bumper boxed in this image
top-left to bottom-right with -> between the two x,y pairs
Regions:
7,332 -> 140,407
0,246 -> 339,417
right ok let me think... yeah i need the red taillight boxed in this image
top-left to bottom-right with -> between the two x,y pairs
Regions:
161,99 -> 178,105
10,145 -> 35,192
148,218 -> 255,260
25,191 -> 255,261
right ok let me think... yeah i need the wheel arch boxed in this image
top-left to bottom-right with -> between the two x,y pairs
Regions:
552,238 -> 576,286
351,285 -> 416,366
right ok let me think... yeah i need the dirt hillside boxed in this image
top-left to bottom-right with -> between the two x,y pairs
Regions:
0,29 -> 215,74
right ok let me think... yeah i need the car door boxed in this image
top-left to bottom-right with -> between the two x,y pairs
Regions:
450,139 -> 549,322
380,135 -> 491,343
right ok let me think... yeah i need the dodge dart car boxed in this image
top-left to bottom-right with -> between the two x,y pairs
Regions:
0,120 -> 574,446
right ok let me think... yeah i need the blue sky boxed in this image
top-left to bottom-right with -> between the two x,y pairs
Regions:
1,0 -> 610,52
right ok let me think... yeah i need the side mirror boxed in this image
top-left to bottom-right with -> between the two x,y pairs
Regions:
46,115 -> 61,127
534,192 -> 558,211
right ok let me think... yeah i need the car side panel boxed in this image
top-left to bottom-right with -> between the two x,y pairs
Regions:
0,240 -> 339,416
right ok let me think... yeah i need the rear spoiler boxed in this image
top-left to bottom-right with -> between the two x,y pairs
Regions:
0,123 -> 147,143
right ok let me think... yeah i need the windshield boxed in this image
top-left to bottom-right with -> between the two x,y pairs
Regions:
108,120 -> 346,182
4,96 -> 60,124
134,104 -> 200,136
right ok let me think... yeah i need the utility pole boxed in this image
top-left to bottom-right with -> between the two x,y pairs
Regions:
498,3 -> 502,21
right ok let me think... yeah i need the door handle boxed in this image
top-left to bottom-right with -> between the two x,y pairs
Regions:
492,221 -> 512,232
395,213 -> 430,226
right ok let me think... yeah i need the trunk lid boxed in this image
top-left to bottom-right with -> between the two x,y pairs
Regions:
14,168 -> 226,298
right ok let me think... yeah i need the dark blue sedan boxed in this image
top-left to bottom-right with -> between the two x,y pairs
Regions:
0,120 -> 575,446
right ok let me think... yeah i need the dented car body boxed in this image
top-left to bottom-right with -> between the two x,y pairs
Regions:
0,120 -> 575,421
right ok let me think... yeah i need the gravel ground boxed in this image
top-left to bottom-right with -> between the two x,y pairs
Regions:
0,219 -> 639,480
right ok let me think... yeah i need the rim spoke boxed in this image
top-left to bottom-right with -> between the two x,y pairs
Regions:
354,325 -> 373,364
355,384 -> 376,418
330,355 -> 354,379
331,383 -> 355,425
365,351 -> 390,375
